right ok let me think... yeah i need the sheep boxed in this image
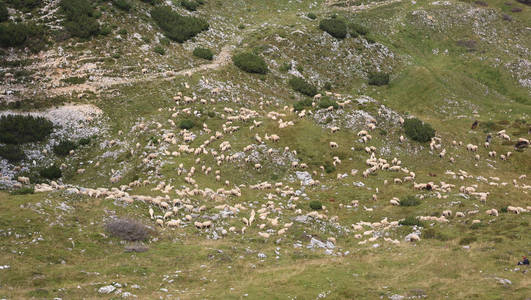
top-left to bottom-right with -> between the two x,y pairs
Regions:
17,176 -> 30,184
254,163 -> 262,170
390,198 -> 400,206
442,210 -> 452,218
486,208 -> 498,217
329,141 -> 338,148
331,126 -> 340,133
455,212 -> 465,218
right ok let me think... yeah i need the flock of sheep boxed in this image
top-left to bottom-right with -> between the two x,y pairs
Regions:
14,85 -> 531,248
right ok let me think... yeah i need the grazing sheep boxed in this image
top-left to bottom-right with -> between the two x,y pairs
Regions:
17,176 -> 30,184
329,141 -> 338,148
455,212 -> 465,218
486,208 -> 498,217
442,210 -> 452,217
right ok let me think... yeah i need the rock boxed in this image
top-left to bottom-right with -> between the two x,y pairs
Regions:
257,253 -> 266,258
294,215 -> 308,223
98,285 -> 116,294
295,171 -> 313,186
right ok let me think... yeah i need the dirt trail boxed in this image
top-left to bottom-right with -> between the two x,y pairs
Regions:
327,0 -> 403,12
46,44 -> 234,97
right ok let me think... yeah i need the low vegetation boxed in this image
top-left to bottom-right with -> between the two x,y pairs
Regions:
39,165 -> 62,180
151,6 -> 209,43
400,195 -> 421,207
399,216 -> 423,226
53,140 -> 77,157
104,218 -> 151,241
0,115 -> 53,145
0,22 -> 46,51
232,52 -> 268,74
319,18 -> 347,39
309,200 -> 323,210
60,0 -> 100,39
193,47 -> 213,60
0,144 -> 25,162
368,72 -> 390,86
288,77 -> 318,97
404,118 -> 436,143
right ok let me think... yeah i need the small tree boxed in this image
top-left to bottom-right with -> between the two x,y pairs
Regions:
232,52 -> 268,74
319,18 -> 347,39
403,118 -> 435,142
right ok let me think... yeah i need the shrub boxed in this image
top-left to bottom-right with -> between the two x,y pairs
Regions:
400,195 -> 421,207
319,18 -> 347,39
60,0 -> 100,39
368,72 -> 389,86
10,186 -> 34,195
318,97 -> 338,109
309,200 -> 323,210
423,228 -> 450,240
0,144 -> 26,162
307,12 -> 317,20
113,0 -> 132,11
459,236 -> 477,245
0,115 -> 53,144
61,76 -> 87,84
151,6 -> 209,43
193,47 -> 213,60
5,0 -> 42,11
403,118 -> 435,142
293,98 -> 313,111
323,82 -> 332,90
349,23 -> 368,37
232,52 -> 268,74
0,2 -> 8,22
153,45 -> 165,55
0,22 -> 46,51
289,77 -> 317,97
324,161 -> 336,173
399,216 -> 423,226
181,0 -> 201,11
179,119 -> 195,129
53,140 -> 77,156
78,137 -> 91,146
40,165 -> 62,180
105,218 -> 151,241
279,62 -> 291,72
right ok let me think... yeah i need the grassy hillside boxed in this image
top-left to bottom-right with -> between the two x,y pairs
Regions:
0,0 -> 530,298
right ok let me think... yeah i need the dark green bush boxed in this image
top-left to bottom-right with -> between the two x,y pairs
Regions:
153,45 -> 165,55
319,18 -> 347,39
459,236 -> 477,245
181,0 -> 201,11
307,12 -> 317,20
349,23 -> 368,37
193,47 -> 213,60
5,0 -> 41,11
368,72 -> 389,86
61,76 -> 86,84
400,195 -> 421,206
232,52 -> 268,74
10,186 -> 34,195
323,82 -> 332,90
500,206 -> 508,213
324,161 -> 336,173
399,216 -> 423,226
53,140 -> 77,156
0,115 -> 53,144
279,62 -> 291,72
179,119 -> 195,129
113,0 -> 132,11
60,0 -> 100,39
289,77 -> 317,97
40,165 -> 62,180
0,144 -> 25,162
151,6 -> 209,43
318,97 -> 338,109
403,118 -> 435,143
0,1 -> 8,22
293,98 -> 313,111
0,22 -> 46,51
309,200 -> 323,210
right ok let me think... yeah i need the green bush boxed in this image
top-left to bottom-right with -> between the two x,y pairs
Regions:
368,72 -> 389,86
53,140 -> 77,156
113,0 -> 132,11
5,0 -> 41,11
403,118 -> 435,142
349,23 -> 369,37
423,228 -> 451,241
459,236 -> 477,245
318,97 -> 338,109
181,0 -> 201,11
399,216 -> 423,226
288,77 -> 317,97
293,98 -> 313,111
319,18 -> 347,39
40,165 -> 62,180
61,76 -> 87,84
151,6 -> 209,43
0,144 -> 25,162
309,200 -> 323,210
279,62 -> 291,72
0,1 -> 8,22
232,52 -> 268,74
323,82 -> 332,90
324,161 -> 336,173
400,195 -> 421,206
0,115 -> 53,144
78,137 -> 91,146
179,119 -> 195,129
193,47 -> 213,60
60,0 -> 100,39
153,45 -> 165,55
307,12 -> 317,20
0,22 -> 46,51
10,186 -> 34,195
